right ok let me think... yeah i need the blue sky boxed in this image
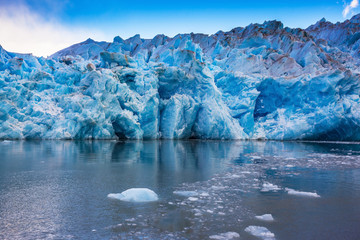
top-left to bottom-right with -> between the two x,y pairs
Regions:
0,0 -> 359,56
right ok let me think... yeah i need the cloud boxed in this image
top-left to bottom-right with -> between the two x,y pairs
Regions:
0,4 -> 106,57
343,0 -> 359,18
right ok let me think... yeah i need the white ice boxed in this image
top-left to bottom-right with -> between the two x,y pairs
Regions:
107,188 -> 159,202
245,226 -> 275,240
173,190 -> 198,197
285,188 -> 320,198
261,182 -> 281,192
209,232 -> 240,240
255,214 -> 274,221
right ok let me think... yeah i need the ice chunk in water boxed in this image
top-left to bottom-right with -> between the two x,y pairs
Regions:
209,232 -> 240,239
285,188 -> 320,198
107,188 -> 158,202
173,190 -> 198,197
255,214 -> 274,221
245,226 -> 275,240
261,182 -> 281,192
188,197 -> 199,201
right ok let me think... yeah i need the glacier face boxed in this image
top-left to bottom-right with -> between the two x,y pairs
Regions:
1,16 -> 360,140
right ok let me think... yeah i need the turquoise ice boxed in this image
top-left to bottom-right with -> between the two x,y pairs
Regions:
1,16 -> 360,140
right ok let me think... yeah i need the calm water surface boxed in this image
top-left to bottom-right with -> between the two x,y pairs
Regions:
0,140 -> 360,239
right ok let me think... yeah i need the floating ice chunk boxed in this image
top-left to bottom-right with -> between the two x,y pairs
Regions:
285,188 -> 320,198
209,232 -> 240,240
188,197 -> 199,201
245,226 -> 275,240
107,188 -> 158,202
261,182 -> 281,192
255,214 -> 274,221
125,218 -> 136,222
173,190 -> 198,197
229,174 -> 241,178
200,192 -> 210,197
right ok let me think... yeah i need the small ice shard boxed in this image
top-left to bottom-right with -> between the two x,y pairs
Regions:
229,174 -> 241,178
173,190 -> 198,197
285,188 -> 320,198
200,192 -> 210,197
209,232 -> 240,239
261,182 -> 281,192
255,214 -> 274,221
107,188 -> 158,202
188,197 -> 199,201
245,226 -> 275,240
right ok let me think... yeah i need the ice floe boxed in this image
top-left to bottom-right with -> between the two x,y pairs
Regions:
209,232 -> 240,240
255,214 -> 274,221
173,190 -> 198,197
285,188 -> 320,198
107,188 -> 159,202
261,182 -> 281,192
245,226 -> 275,240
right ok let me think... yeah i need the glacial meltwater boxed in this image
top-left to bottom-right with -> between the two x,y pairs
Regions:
1,140 -> 360,240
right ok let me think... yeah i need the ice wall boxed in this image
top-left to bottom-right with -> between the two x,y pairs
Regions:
1,16 -> 360,140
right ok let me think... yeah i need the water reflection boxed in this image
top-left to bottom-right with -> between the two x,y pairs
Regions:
0,140 -> 360,239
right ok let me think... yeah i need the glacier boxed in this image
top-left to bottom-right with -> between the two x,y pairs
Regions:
1,15 -> 360,140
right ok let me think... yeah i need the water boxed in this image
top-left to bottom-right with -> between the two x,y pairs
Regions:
0,140 -> 360,240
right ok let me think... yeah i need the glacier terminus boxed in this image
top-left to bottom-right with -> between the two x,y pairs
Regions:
1,16 -> 360,140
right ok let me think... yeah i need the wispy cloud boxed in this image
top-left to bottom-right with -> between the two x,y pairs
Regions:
343,0 -> 359,18
0,3 -> 106,57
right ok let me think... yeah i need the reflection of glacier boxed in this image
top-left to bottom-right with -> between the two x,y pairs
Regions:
1,16 -> 360,140
2,140 -> 360,239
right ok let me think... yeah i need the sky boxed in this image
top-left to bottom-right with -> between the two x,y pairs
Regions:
0,0 -> 359,57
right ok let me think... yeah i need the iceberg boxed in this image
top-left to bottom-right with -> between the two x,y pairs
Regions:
107,188 -> 159,202
1,15 -> 360,140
